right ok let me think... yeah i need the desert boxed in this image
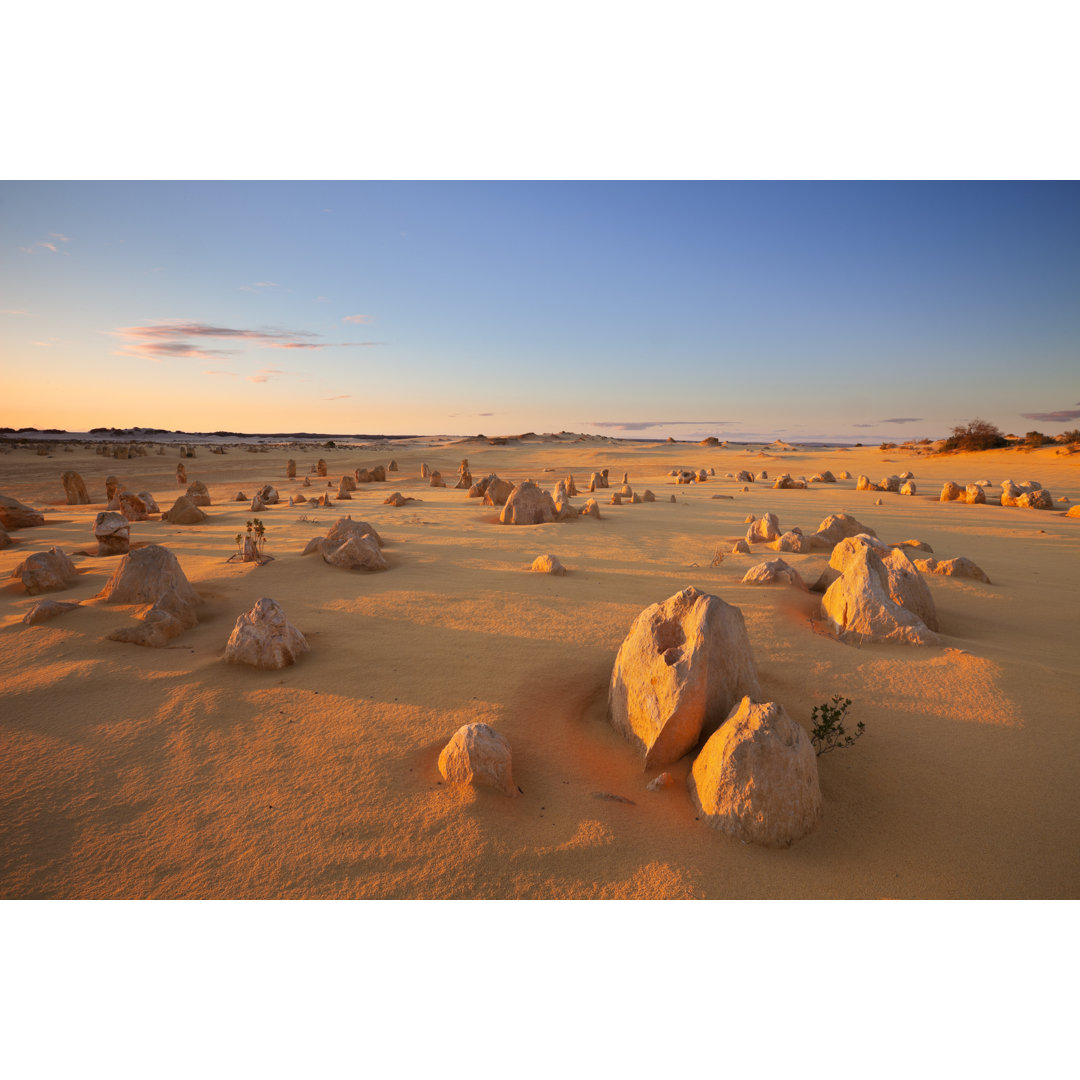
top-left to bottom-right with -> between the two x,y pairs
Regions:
2,430 -> 1078,898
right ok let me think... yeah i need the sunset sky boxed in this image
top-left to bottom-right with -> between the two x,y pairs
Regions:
2,180 -> 1077,442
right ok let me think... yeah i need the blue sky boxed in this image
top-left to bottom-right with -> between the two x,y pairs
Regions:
2,180 -> 1077,440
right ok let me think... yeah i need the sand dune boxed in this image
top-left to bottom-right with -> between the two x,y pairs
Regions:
1,439 -> 1077,898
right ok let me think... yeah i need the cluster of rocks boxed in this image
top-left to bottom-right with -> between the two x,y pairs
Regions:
941,478 -> 1055,509
605,586 -> 822,847
856,472 -> 915,494
671,467 -> 714,484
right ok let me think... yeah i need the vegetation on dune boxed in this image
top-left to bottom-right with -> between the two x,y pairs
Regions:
941,418 -> 1008,453
809,697 -> 864,757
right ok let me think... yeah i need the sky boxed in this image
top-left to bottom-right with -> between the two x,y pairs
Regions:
2,180 -> 1078,442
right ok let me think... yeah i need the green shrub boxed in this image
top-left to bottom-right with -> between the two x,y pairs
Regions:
809,696 -> 864,756
941,418 -> 1008,453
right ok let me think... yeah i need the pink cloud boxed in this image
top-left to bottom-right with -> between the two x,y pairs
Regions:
38,241 -> 58,253
247,368 -> 287,383
343,314 -> 372,324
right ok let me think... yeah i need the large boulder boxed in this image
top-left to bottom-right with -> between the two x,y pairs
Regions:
116,491 -> 150,521
137,491 -> 160,513
821,535 -> 941,645
62,471 -> 90,504
96,544 -> 200,628
325,516 -> 383,548
900,480 -> 917,496
879,475 -> 901,493
185,481 -> 211,506
94,511 -> 131,555
501,481 -> 556,525
1018,489 -> 1054,510
314,534 -> 388,571
438,723 -> 518,796
225,597 -> 309,670
856,475 -> 874,491
286,459 -> 297,478
339,474 -> 357,493
163,495 -> 208,524
688,697 -> 823,848
607,586 -> 761,770
481,476 -> 513,506
736,470 -> 754,483
940,481 -> 963,502
813,512 -> 877,546
258,484 -> 279,505
741,558 -> 807,588
0,494 -> 45,530
746,512 -> 781,544
12,548 -> 79,595
964,483 -> 986,505
771,530 -> 812,554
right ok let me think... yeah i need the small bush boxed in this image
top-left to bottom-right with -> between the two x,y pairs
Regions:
1024,430 -> 1049,448
942,418 -> 1008,453
810,696 -> 864,756
1061,429 -> 1080,445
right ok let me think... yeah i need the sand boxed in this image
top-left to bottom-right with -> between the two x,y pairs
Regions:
1,437 -> 1078,898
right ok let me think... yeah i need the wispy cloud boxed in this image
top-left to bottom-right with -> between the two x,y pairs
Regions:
343,314 -> 372,324
881,417 -> 923,424
20,234 -> 69,254
50,233 -> 71,243
239,280 -> 281,292
38,241 -> 58,253
1019,408 -> 1080,422
325,394 -> 351,400
247,368 -> 287,383
852,423 -> 875,428
591,419 -> 738,431
202,370 -> 237,377
1,308 -> 34,316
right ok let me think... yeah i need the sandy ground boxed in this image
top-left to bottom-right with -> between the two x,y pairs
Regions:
1,437 -> 1078,899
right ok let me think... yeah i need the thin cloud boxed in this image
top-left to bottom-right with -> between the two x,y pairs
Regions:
853,423 -> 875,428
202,370 -> 237,377
591,419 -> 738,431
880,417 -> 923,424
50,233 -> 71,243
325,394 -> 351,400
38,241 -> 58,253
1019,408 -> 1080,422
247,368 -> 287,383
2,309 -> 33,315
343,314 -> 372,324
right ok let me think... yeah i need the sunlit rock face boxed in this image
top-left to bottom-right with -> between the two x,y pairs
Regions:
225,597 -> 309,670
608,586 -> 761,770
821,535 -> 940,645
438,723 -> 518,797
688,697 -> 823,849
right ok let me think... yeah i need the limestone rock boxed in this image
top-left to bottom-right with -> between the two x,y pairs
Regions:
186,481 -> 211,507
388,459 -> 398,472
225,597 -> 309,669
607,586 -> 762,770
94,511 -> 131,555
302,476 -> 311,488
915,556 -> 990,583
619,483 -> 633,499
383,492 -> 412,506
642,490 -> 655,501
251,494 -> 267,511
856,475 -> 873,491
316,459 -> 328,477
116,491 -> 149,521
565,475 -> 578,497
610,493 -> 622,506
429,470 -> 445,487
900,480 -> 917,496
580,498 -> 601,519
0,525 -> 12,549
22,599 -> 81,625
482,476 -> 514,506
880,475 -> 901,493
837,471 -> 851,480
12,548 -> 79,595
892,539 -> 934,553
438,723 -> 518,796
325,516 -> 384,548
339,475 -> 357,494
137,492 -> 160,514
96,544 -> 199,627
176,464 -> 187,485
731,539 -> 751,554
107,603 -> 187,647
899,471 -> 914,480
736,470 -> 754,483
809,470 -> 836,484
822,535 -> 941,645
746,512 -> 781,544
1018,489 -> 1053,510
62,471 -> 90,505
964,483 -> 986,505
313,494 -> 334,507
1001,480 -> 1022,506
940,481 -> 963,502
813,513 -> 877,546
771,530 -> 812,554
258,484 -> 279,505
320,535 -> 388,571
688,697 -> 823,848
741,558 -> 807,588
0,494 -> 45,530
287,459 -> 297,478
1065,505 -> 1080,519
163,495 -> 208,524
531,553 -> 566,575
500,481 -> 556,525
